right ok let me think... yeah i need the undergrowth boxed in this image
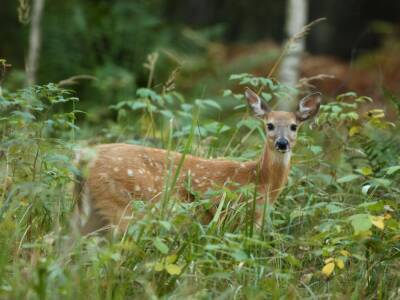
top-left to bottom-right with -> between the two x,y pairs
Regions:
0,74 -> 399,299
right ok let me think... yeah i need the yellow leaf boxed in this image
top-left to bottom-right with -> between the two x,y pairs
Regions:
349,126 -> 361,137
383,213 -> 392,220
166,254 -> 177,264
360,167 -> 373,176
324,257 -> 334,264
370,216 -> 385,230
322,262 -> 335,277
335,258 -> 345,269
367,109 -> 385,119
340,250 -> 351,257
165,264 -> 182,275
154,262 -> 164,272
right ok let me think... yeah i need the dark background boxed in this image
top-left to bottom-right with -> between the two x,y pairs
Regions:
1,0 -> 400,117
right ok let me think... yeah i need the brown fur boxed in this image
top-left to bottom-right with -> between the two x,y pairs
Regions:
75,134 -> 290,233
74,89 -> 320,234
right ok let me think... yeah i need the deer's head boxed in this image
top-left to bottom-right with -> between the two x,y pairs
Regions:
245,88 -> 321,154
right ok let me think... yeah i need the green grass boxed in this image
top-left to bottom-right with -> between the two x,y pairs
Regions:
0,81 -> 399,299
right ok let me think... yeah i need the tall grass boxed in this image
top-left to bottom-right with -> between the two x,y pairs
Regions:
0,77 -> 399,299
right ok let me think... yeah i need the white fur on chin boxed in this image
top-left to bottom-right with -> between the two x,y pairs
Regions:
272,150 -> 291,166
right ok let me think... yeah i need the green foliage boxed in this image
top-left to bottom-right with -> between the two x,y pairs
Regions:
0,78 -> 399,299
0,83 -> 77,239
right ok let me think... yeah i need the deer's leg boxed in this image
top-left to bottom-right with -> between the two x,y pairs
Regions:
80,208 -> 109,235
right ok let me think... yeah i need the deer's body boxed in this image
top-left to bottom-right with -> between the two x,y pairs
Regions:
74,89 -> 320,234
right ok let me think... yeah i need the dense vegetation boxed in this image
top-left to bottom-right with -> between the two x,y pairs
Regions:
0,69 -> 399,299
1,1 -> 400,298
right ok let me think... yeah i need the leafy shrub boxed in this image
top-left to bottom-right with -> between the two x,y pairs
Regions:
0,77 -> 399,299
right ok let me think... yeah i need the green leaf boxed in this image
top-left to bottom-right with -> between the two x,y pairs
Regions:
166,254 -> 177,264
386,166 -> 400,175
325,204 -> 345,214
223,89 -> 232,97
231,249 -> 248,261
337,174 -> 361,183
357,167 -> 373,176
369,178 -> 391,188
129,102 -> 147,110
159,221 -> 172,231
348,214 -> 372,234
261,92 -> 272,102
337,92 -> 357,101
309,145 -> 322,155
165,264 -> 182,275
286,254 -> 301,267
195,99 -> 222,111
154,262 -> 164,272
229,73 -> 251,81
154,238 -> 169,254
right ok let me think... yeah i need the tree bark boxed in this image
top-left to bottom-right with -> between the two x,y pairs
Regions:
280,0 -> 308,108
26,0 -> 45,86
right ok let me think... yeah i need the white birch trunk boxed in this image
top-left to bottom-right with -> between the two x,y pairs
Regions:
26,0 -> 45,86
280,0 -> 308,108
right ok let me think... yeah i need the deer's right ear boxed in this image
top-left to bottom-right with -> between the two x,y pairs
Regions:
244,88 -> 270,117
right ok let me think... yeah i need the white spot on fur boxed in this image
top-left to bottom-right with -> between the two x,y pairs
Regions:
138,169 -> 145,174
127,169 -> 134,177
113,167 -> 119,172
134,185 -> 141,192
117,157 -> 123,161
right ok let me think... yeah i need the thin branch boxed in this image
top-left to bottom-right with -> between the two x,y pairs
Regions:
57,75 -> 97,87
267,18 -> 326,81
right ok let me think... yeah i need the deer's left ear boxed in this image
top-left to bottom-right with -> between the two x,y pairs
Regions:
244,88 -> 271,117
296,92 -> 321,122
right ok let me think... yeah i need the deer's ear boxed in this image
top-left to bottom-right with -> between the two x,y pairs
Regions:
296,92 -> 321,122
244,88 -> 270,117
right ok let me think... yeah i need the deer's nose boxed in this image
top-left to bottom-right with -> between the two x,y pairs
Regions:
275,138 -> 289,152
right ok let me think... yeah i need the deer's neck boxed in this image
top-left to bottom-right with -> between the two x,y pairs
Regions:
258,146 -> 291,202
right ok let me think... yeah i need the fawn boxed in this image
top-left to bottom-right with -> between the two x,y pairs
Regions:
73,88 -> 321,234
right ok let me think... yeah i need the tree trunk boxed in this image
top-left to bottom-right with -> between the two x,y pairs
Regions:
280,0 -> 308,108
26,0 -> 45,86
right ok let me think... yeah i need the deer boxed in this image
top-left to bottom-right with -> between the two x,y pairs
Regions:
73,88 -> 321,234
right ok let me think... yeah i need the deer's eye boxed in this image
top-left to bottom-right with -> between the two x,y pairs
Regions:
267,123 -> 275,131
290,124 -> 297,131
